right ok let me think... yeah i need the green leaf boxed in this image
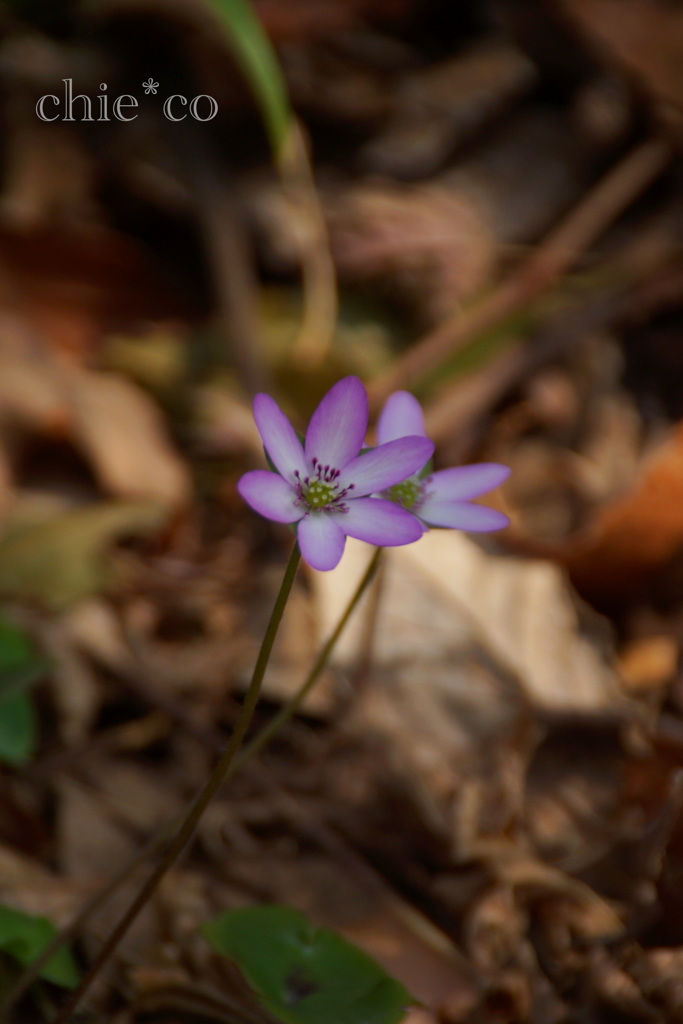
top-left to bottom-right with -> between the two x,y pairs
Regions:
0,618 -> 49,699
0,692 -> 38,766
204,0 -> 290,151
0,905 -> 79,989
0,619 -> 46,765
202,905 -> 413,1024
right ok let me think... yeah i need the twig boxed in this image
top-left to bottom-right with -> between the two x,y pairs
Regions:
188,141 -> 268,397
423,205 -> 683,454
277,122 -> 338,367
367,138 -> 671,407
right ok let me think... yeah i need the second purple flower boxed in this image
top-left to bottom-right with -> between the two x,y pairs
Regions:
377,390 -> 510,531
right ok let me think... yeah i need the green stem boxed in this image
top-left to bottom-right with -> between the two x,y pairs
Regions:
52,545 -> 301,1024
6,544 -> 380,1023
4,547 -> 381,1023
234,546 -> 382,772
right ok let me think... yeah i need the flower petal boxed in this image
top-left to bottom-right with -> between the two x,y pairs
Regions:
427,463 -> 510,501
419,499 -> 509,532
297,512 -> 346,571
377,391 -> 426,444
304,377 -> 368,471
253,393 -> 308,483
337,498 -> 423,546
338,436 -> 434,496
237,471 -> 303,523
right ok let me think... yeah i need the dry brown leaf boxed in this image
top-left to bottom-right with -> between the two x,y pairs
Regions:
559,421 -> 683,603
315,534 -> 628,860
618,635 -> 678,694
0,313 -> 71,433
60,598 -> 132,674
463,838 -> 623,940
317,533 -> 625,714
0,841 -> 91,925
341,904 -> 478,1012
461,884 -> 527,973
564,0 -> 683,135
325,183 -> 495,322
64,367 -> 190,507
626,947 -> 683,1015
0,315 -> 189,511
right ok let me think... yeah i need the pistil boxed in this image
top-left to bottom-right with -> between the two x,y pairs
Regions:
387,476 -> 423,510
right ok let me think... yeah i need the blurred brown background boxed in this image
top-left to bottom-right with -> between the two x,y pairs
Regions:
3,1 -> 683,1022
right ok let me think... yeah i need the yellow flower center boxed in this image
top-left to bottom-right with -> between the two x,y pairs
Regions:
303,480 -> 338,509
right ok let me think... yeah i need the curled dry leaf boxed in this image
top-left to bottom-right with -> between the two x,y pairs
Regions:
559,420 -> 683,604
0,316 -> 189,510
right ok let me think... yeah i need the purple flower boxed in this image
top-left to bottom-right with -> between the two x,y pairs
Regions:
377,391 -> 510,532
238,377 -> 434,571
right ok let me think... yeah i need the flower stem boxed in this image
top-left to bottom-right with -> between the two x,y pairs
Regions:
52,545 -> 301,1024
234,546 -> 382,772
3,548 -> 381,1022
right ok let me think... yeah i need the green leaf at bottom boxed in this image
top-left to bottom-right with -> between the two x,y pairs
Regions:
201,905 -> 412,1024
0,691 -> 37,765
0,904 -> 79,989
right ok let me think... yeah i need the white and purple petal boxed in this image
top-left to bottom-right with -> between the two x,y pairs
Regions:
253,394 -> 308,484
304,376 -> 368,472
419,499 -> 509,532
377,391 -> 427,445
338,436 -> 434,496
427,464 -> 510,501
336,498 -> 423,546
297,512 -> 347,571
237,471 -> 303,524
